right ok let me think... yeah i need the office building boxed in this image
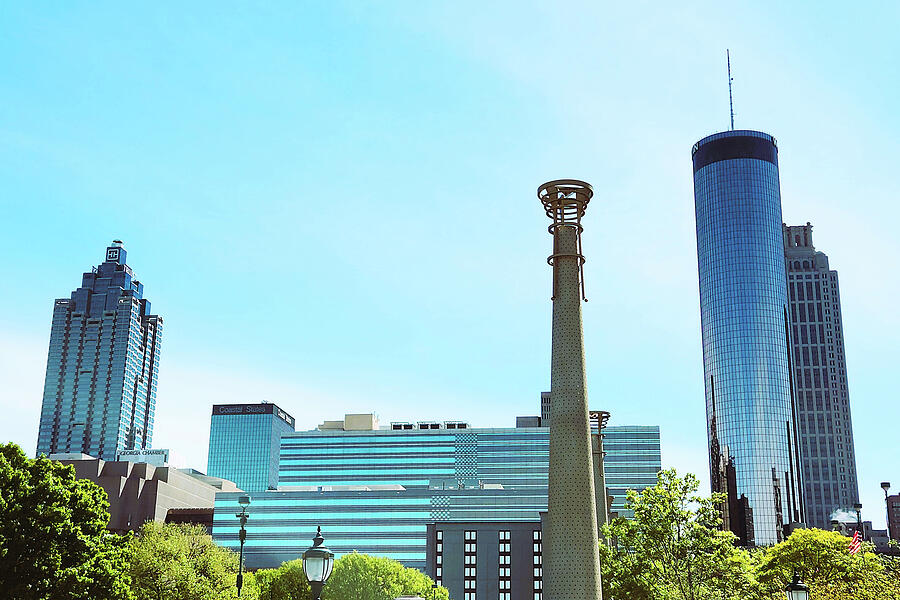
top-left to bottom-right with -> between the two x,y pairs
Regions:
207,402 -> 296,492
52,453 -> 238,532
425,521 -> 542,600
36,241 -> 163,461
692,131 -> 803,545
602,425 -> 661,518
888,494 -> 900,542
783,223 -> 860,529
211,414 -> 660,572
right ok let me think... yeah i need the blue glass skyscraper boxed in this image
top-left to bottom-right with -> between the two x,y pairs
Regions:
207,402 -> 296,492
692,131 -> 804,545
36,241 -> 163,461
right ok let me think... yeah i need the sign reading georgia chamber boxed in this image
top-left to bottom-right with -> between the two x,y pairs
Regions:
117,448 -> 170,466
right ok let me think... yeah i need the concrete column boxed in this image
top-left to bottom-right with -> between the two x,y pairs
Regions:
546,224 -> 603,600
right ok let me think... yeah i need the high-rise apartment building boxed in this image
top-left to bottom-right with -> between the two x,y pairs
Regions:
207,402 -> 295,492
692,131 -> 803,545
784,223 -> 859,528
36,241 -> 163,461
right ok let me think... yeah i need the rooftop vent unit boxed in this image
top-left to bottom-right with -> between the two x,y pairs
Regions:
417,421 -> 442,430
444,421 -> 469,429
391,422 -> 414,430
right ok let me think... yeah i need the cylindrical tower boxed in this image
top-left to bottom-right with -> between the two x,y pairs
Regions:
538,179 -> 603,599
692,130 -> 803,546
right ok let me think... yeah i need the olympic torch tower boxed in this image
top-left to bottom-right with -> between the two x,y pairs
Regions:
539,180 -> 603,600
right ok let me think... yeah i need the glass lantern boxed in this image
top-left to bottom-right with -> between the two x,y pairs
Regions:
784,572 -> 809,600
303,527 -> 335,600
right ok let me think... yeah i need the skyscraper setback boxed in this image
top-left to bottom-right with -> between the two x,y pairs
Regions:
36,241 -> 163,461
692,131 -> 803,545
784,223 -> 859,528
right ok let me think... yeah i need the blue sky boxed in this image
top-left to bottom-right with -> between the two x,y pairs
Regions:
1,2 -> 898,527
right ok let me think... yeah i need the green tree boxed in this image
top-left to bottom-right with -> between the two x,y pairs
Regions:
756,527 -> 900,600
322,553 -> 448,600
254,559 -> 311,600
0,443 -> 133,600
128,521 -> 254,600
599,469 -> 759,600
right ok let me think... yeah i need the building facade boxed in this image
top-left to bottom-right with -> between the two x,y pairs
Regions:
783,223 -> 860,529
602,425 -> 661,518
692,131 -> 804,545
888,494 -> 900,542
36,241 -> 163,461
211,416 -> 660,571
425,521 -> 542,600
53,454 -> 238,532
207,402 -> 296,492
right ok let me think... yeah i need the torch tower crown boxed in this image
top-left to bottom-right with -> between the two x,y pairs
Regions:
538,179 -> 593,232
538,179 -> 593,301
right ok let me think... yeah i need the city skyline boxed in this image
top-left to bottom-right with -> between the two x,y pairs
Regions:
1,2 -> 898,530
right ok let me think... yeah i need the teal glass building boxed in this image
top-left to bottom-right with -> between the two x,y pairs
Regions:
693,130 -> 804,545
36,241 -> 163,461
211,422 -> 660,569
207,403 -> 295,492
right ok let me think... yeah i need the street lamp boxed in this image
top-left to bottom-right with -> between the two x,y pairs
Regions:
303,526 -> 335,600
882,482 -> 892,541
784,571 -> 809,600
236,495 -> 251,597
854,502 -> 864,540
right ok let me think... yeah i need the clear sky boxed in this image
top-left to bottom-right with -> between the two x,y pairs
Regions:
1,2 -> 897,527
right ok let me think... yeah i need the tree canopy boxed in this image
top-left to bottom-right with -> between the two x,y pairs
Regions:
0,442 -> 133,600
254,558 -> 311,600
755,528 -> 900,600
254,553 -> 447,600
128,521 -> 250,600
599,469 -> 758,600
323,553 -> 447,600
600,468 -> 900,600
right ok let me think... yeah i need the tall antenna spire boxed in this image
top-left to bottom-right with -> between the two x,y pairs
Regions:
727,49 -> 735,130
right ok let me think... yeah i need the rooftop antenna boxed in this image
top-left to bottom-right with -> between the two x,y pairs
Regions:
727,49 -> 735,130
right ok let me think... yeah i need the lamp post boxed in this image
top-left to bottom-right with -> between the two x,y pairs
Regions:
784,571 -> 809,600
882,482 -> 892,541
236,495 -> 251,597
302,526 -> 334,600
854,502 -> 864,541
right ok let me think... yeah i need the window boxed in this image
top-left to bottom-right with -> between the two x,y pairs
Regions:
532,530 -> 542,600
465,530 -> 477,600
499,530 -> 511,600
435,530 -> 443,586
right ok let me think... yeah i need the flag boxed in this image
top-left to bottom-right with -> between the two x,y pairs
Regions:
848,530 -> 861,554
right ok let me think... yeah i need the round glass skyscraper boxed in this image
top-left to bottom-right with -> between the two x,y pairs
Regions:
692,130 -> 803,546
